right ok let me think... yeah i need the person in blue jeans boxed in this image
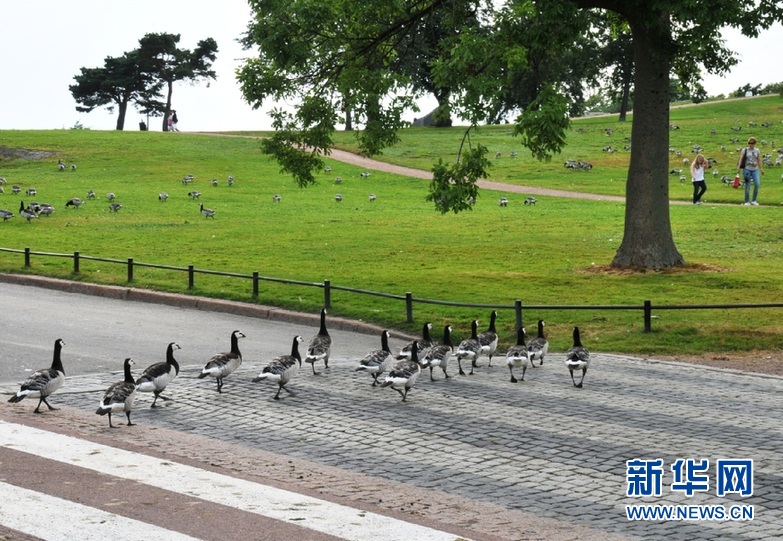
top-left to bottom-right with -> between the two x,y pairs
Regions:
737,137 -> 764,205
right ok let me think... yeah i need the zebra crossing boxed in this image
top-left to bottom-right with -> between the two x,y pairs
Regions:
0,421 -> 468,541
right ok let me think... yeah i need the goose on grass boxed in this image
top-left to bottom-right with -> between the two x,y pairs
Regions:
65,197 -> 84,208
19,201 -> 38,222
355,330 -> 394,386
8,338 -> 66,413
305,308 -> 331,375
96,358 -> 137,428
528,319 -> 549,366
135,342 -> 181,407
506,327 -> 534,383
565,327 -> 591,388
253,335 -> 303,399
198,330 -> 245,392
200,203 -> 216,218
454,320 -> 481,376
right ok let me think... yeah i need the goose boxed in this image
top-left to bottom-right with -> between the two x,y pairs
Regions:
335,194 -> 343,202
135,342 -> 181,407
380,342 -> 427,402
198,330 -> 245,393
57,161 -> 66,171
360,171 -> 371,178
19,201 -> 39,222
70,164 -> 76,171
528,319 -> 549,366
0,208 -> 14,221
106,192 -> 116,201
478,310 -> 499,367
272,194 -> 281,202
305,308 -> 331,375
86,190 -> 96,199
369,194 -> 377,202
397,322 -> 434,361
227,175 -> 234,186
499,197 -> 508,206
65,197 -> 84,208
565,327 -> 591,388
96,358 -> 137,428
37,203 -> 55,217
506,327 -> 533,383
524,196 -> 537,205
211,179 -> 218,187
200,203 -> 215,218
424,325 -> 453,380
355,330 -> 394,386
109,203 -> 122,212
158,192 -> 169,202
188,190 -> 202,199
8,338 -> 66,413
12,185 -> 21,193
26,188 -> 36,196
253,335 -> 304,399
325,166 -> 332,173
454,320 -> 481,376
335,177 -> 343,184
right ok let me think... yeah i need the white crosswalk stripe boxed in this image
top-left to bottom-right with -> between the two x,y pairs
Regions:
0,421 -> 468,541
0,482 -> 203,541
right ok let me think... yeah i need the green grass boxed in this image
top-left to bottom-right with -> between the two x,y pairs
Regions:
1,96 -> 783,356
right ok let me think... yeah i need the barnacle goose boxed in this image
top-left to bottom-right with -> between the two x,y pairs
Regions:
135,342 -> 181,407
8,339 -> 66,413
198,330 -> 245,392
96,358 -> 137,428
253,335 -> 304,399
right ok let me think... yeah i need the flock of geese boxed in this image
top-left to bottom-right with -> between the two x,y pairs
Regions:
6,309 -> 591,427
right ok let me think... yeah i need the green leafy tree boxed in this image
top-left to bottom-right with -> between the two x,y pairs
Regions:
135,33 -> 219,131
69,52 -> 157,130
239,0 -> 783,269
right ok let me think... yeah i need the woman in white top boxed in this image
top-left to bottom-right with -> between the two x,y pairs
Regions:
690,154 -> 708,204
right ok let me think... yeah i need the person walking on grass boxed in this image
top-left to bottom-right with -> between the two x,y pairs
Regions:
737,137 -> 764,205
690,153 -> 708,205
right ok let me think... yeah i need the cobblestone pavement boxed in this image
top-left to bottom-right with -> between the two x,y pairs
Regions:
8,349 -> 780,541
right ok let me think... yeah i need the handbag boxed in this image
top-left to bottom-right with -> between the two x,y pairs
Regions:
733,175 -> 741,188
739,148 -> 747,170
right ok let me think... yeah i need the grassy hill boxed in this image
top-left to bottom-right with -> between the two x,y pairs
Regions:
1,95 -> 782,356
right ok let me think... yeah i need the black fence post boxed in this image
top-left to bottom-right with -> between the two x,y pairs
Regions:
24,247 -> 30,267
73,251 -> 79,273
515,299 -> 523,330
188,265 -> 194,290
127,258 -> 134,283
324,279 -> 331,309
406,292 -> 413,323
644,300 -> 652,332
252,272 -> 259,298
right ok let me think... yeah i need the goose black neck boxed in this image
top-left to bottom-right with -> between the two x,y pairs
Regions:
291,336 -> 302,361
517,328 -> 526,346
123,359 -> 134,383
52,339 -> 65,373
231,332 -> 242,355
319,309 -> 329,336
381,331 -> 390,353
166,343 -> 180,371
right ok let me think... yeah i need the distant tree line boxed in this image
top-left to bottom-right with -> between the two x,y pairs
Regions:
69,33 -> 218,131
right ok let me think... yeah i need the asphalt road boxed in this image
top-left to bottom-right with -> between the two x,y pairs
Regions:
0,278 -> 396,386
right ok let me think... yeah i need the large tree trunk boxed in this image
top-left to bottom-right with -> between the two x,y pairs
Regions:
115,100 -> 128,131
161,81 -> 174,132
611,10 -> 684,269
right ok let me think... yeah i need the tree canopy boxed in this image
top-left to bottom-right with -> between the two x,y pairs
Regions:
238,0 -> 783,269
70,33 -> 218,131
